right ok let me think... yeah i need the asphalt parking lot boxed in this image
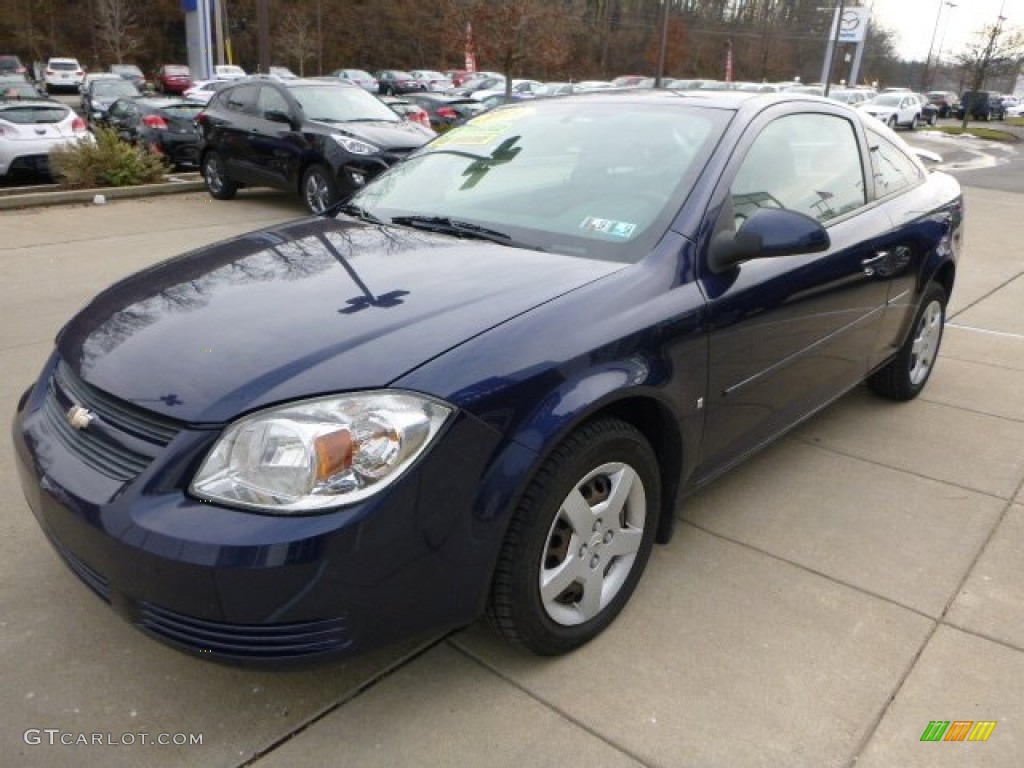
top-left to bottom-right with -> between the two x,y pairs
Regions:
1,185 -> 1022,768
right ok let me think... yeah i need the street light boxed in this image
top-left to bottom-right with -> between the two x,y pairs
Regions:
922,0 -> 956,91
933,1 -> 958,89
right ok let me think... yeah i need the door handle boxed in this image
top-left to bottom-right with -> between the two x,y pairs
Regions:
861,252 -> 888,276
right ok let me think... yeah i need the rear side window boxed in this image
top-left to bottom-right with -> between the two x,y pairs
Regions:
867,128 -> 923,198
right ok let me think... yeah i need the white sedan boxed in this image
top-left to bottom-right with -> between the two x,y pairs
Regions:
183,79 -> 231,104
0,99 -> 91,179
859,92 -> 923,130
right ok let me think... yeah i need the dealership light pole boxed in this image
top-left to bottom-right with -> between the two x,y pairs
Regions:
654,0 -> 670,88
932,2 -> 958,90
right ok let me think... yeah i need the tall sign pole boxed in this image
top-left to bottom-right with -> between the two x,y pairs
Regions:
258,0 -> 270,74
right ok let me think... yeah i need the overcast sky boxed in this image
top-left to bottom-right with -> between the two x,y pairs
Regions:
869,0 -> 1022,61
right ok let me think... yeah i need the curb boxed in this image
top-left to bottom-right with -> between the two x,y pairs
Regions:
0,177 -> 207,211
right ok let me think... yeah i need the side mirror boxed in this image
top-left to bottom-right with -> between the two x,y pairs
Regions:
263,109 -> 293,125
709,207 -> 830,274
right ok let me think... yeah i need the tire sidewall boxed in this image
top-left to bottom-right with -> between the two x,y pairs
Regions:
496,420 -> 661,654
302,164 -> 338,214
893,284 -> 947,398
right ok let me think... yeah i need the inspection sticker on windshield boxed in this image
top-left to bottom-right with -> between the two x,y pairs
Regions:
580,216 -> 636,238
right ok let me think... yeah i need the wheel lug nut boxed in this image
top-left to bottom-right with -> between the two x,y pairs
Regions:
590,555 -> 600,568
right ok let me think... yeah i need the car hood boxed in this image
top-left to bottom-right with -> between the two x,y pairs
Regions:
332,120 -> 433,148
56,217 -> 624,423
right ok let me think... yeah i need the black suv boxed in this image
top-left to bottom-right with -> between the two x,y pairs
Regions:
956,91 -> 1004,121
198,77 -> 434,213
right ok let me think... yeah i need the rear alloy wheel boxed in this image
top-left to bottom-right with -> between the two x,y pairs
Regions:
487,418 -> 660,655
302,164 -> 339,215
202,152 -> 237,200
868,283 -> 947,401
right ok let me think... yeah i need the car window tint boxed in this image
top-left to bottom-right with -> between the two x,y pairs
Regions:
257,85 -> 290,117
225,84 -> 258,113
866,128 -> 923,198
731,113 -> 866,224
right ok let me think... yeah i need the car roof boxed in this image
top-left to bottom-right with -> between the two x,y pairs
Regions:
237,75 -> 359,90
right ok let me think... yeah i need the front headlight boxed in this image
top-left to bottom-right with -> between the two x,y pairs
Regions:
190,392 -> 452,513
332,134 -> 379,155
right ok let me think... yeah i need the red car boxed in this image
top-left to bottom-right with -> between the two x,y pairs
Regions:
155,64 -> 192,94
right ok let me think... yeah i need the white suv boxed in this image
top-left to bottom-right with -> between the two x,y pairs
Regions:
44,57 -> 85,92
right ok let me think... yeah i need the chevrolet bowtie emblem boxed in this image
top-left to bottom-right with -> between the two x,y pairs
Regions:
66,405 -> 94,430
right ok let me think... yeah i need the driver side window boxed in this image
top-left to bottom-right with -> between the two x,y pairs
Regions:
256,86 -> 290,119
730,113 -> 867,227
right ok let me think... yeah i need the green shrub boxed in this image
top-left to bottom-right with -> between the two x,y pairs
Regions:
49,127 -> 168,188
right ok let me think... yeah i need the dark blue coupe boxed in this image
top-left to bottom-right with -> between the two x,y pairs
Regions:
13,90 -> 963,662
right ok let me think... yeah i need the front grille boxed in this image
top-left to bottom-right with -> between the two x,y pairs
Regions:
42,361 -> 183,482
42,388 -> 150,481
54,362 -> 180,445
139,603 -> 352,659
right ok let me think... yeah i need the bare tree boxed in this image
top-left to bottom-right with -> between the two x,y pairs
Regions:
275,2 -> 316,75
95,0 -> 142,64
956,19 -> 1024,129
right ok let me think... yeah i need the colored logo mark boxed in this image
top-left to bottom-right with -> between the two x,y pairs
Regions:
920,720 -> 996,742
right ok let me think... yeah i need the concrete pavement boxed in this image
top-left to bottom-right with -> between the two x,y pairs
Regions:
1,187 -> 1021,767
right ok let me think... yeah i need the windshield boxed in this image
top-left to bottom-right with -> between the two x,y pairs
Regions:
161,103 -> 204,119
290,85 -> 400,122
165,66 -> 189,75
348,100 -> 728,263
869,94 -> 903,107
112,66 -> 143,76
94,80 -> 138,97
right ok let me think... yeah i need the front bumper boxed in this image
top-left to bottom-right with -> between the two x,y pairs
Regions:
13,353 -> 517,664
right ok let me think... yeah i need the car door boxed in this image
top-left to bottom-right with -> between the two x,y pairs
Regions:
215,83 -> 261,183
247,84 -> 303,187
694,107 -> 895,481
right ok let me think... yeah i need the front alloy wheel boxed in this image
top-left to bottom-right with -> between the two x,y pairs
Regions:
487,418 -> 660,655
302,164 -> 339,215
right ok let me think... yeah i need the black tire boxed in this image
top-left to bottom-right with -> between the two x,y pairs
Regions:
301,164 -> 339,215
487,418 -> 661,655
887,115 -> 898,129
202,152 -> 237,200
868,283 -> 947,401
909,114 -> 918,131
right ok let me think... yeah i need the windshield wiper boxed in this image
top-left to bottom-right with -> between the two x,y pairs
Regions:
332,201 -> 384,223
391,215 -> 514,245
